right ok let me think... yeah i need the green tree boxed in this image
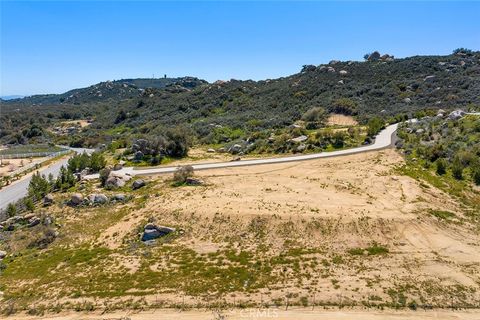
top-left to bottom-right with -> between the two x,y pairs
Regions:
55,166 -> 76,191
89,152 -> 106,172
28,172 -> 51,200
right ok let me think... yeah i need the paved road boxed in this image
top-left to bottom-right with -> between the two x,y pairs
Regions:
0,147 -> 93,211
0,124 -> 398,210
116,123 -> 399,177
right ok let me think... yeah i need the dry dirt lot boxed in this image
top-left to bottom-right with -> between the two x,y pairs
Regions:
2,149 -> 479,314
98,149 -> 479,305
327,114 -> 358,126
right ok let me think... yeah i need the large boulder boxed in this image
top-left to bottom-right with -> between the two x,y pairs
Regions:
296,144 -> 307,153
448,109 -> 466,120
43,194 -> 54,206
105,176 -> 125,189
106,176 -> 124,188
27,216 -> 41,228
290,135 -> 308,143
111,193 -> 126,202
70,193 -> 84,206
436,109 -> 446,118
228,144 -> 243,154
6,215 -> 23,225
141,224 -> 176,241
88,193 -> 108,205
132,179 -> 146,190
105,172 -> 131,189
0,250 -> 6,260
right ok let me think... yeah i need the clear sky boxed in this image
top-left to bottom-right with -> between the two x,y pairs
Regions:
1,1 -> 479,96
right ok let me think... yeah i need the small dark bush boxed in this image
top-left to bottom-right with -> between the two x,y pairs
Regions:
173,165 -> 194,184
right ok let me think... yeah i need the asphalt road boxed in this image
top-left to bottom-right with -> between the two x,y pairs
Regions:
0,147 -> 93,211
0,124 -> 398,211
117,123 -> 399,176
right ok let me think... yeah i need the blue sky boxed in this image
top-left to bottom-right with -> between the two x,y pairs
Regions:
1,1 -> 479,96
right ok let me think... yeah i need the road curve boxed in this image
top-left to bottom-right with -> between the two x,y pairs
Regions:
118,123 -> 399,177
1,124 -> 398,210
0,147 -> 93,211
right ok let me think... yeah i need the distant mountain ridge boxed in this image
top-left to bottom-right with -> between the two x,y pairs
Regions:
0,95 -> 25,100
4,77 -> 208,105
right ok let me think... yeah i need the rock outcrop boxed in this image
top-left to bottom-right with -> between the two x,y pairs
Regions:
132,179 -> 146,190
141,223 -> 176,241
88,193 -> 108,205
43,194 -> 54,206
70,193 -> 84,206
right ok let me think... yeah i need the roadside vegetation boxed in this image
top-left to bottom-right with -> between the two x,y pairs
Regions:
1,152 -> 107,219
396,113 -> 480,219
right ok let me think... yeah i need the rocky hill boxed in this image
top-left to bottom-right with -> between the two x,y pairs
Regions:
1,50 -> 479,146
2,77 -> 207,106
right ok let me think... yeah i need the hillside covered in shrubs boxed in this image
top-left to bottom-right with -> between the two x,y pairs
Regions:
1,50 -> 479,151
396,112 -> 480,216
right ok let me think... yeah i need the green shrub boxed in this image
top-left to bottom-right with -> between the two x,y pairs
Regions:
435,158 -> 447,175
99,168 -> 111,187
452,158 -> 463,180
348,248 -> 364,255
366,243 -> 389,255
173,165 -> 194,184
6,203 -> 17,217
472,166 -> 480,185
429,209 -> 455,220
24,198 -> 35,212
301,107 -> 326,123
367,117 -> 385,137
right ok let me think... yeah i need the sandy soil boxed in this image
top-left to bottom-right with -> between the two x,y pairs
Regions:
60,120 -> 91,128
7,308 -> 480,320
0,157 -> 47,176
327,114 -> 358,126
98,149 -> 480,305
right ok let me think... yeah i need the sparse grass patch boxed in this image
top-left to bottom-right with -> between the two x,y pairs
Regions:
429,209 -> 456,220
365,243 -> 389,255
348,243 -> 388,256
